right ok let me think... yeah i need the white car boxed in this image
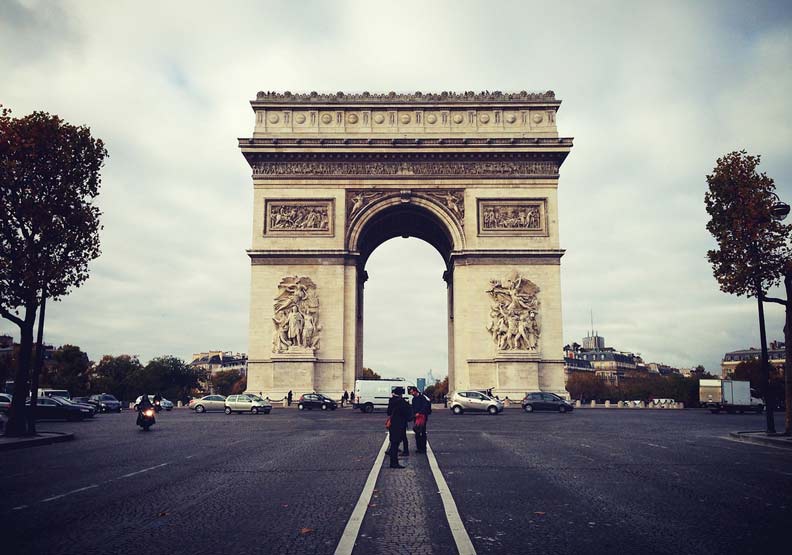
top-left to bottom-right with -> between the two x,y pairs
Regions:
189,395 -> 226,413
225,394 -> 272,414
134,395 -> 174,411
0,393 -> 12,413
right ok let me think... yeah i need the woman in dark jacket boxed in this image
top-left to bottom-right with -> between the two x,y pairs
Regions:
386,387 -> 411,469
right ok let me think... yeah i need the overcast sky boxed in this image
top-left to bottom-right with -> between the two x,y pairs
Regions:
2,0 -> 791,381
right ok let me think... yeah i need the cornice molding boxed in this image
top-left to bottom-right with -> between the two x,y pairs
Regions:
253,90 -> 557,104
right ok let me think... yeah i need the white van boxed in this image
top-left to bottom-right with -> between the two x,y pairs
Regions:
353,379 -> 414,413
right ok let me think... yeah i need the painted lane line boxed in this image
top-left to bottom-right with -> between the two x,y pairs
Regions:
12,505 -> 28,511
334,435 -> 390,555
118,462 -> 170,479
426,441 -> 477,555
41,484 -> 99,503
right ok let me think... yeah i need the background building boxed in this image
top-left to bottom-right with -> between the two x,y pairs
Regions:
721,341 -> 785,378
190,351 -> 248,377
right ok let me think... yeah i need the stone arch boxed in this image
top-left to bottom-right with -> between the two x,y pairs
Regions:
346,193 -> 466,265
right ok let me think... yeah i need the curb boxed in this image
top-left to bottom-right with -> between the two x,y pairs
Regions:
728,431 -> 792,449
0,431 -> 75,452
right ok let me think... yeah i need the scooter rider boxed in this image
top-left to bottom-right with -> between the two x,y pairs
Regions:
137,394 -> 153,425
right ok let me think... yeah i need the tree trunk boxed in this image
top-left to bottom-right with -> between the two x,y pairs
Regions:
28,295 -> 47,435
4,304 -> 37,437
784,271 -> 792,435
756,283 -> 776,434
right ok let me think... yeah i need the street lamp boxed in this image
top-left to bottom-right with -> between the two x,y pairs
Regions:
757,192 -> 790,434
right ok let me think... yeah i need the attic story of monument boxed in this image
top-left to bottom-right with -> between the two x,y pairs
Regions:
238,91 -> 573,400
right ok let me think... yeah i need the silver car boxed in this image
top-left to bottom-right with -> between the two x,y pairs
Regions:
225,394 -> 272,415
189,395 -> 226,413
450,390 -> 504,415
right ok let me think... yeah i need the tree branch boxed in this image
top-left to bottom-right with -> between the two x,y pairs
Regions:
764,296 -> 789,306
0,306 -> 24,327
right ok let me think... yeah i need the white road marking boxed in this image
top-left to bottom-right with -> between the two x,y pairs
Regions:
185,454 -> 196,459
334,435 -> 390,555
118,462 -> 170,479
12,505 -> 28,511
426,441 -> 477,555
646,443 -> 667,449
41,484 -> 98,503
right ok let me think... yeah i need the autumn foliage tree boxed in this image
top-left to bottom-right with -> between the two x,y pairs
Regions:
705,151 -> 792,433
0,107 -> 107,436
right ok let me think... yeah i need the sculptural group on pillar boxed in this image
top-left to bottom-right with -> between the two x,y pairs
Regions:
486,271 -> 541,351
272,276 -> 321,353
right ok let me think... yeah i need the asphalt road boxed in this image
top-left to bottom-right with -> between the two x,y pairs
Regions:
1,407 -> 789,555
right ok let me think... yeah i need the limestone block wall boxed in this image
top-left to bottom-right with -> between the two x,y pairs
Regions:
451,262 -> 564,398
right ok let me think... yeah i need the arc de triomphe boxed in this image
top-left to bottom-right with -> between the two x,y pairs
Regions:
238,91 -> 573,400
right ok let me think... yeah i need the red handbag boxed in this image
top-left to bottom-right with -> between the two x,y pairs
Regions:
415,413 -> 427,427
385,416 -> 391,429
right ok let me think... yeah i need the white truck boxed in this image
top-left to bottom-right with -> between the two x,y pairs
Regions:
353,378 -> 415,413
699,379 -> 764,414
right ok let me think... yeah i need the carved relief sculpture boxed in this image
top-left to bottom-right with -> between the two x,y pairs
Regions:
424,190 -> 464,221
265,200 -> 333,236
272,276 -> 321,353
478,199 -> 546,236
486,271 -> 541,352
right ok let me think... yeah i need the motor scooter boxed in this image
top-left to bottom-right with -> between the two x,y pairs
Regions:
137,407 -> 156,431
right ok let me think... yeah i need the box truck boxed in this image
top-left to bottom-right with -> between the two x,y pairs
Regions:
699,379 -> 764,414
353,378 -> 414,413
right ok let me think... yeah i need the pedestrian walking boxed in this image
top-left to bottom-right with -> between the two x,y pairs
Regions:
342,390 -> 349,407
386,387 -> 411,469
287,390 -> 293,407
409,386 -> 431,453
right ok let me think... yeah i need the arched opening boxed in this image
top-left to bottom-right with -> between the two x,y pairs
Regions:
352,202 -> 458,389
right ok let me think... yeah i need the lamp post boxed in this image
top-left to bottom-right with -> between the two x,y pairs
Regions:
758,193 -> 790,434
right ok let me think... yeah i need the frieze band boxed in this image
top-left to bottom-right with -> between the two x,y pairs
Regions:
346,189 -> 465,228
252,159 -> 559,178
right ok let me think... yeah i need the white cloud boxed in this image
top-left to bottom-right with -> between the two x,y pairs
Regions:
1,0 -> 791,378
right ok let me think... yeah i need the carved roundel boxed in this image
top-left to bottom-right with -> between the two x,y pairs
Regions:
347,113 -> 359,124
373,113 -> 385,124
268,113 -> 280,124
532,112 -> 544,124
426,113 -> 437,124
295,113 -> 306,124
479,113 -> 490,124
452,113 -> 464,124
505,113 -> 516,124
321,113 -> 332,124
399,113 -> 411,124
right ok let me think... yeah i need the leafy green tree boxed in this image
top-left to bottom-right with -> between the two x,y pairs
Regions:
209,370 -> 242,396
92,354 -> 143,402
126,356 -> 206,404
566,372 -> 610,402
424,376 -> 448,403
0,107 -> 107,436
42,344 -> 91,396
705,150 -> 792,433
358,367 -> 381,380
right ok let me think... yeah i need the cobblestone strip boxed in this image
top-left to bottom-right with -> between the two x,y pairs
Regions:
334,435 -> 390,555
352,432 -> 460,555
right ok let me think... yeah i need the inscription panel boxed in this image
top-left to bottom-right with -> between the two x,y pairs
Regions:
265,199 -> 334,237
477,199 -> 547,236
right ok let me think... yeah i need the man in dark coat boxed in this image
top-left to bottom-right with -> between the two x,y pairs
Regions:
409,386 -> 430,453
287,390 -> 293,406
386,387 -> 411,469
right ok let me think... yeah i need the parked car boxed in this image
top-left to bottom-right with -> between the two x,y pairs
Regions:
134,395 -> 174,411
189,395 -> 227,413
60,397 -> 97,417
89,393 -> 123,412
39,389 -> 71,400
0,393 -> 12,414
224,394 -> 272,414
298,393 -> 337,411
522,392 -> 574,413
27,396 -> 90,421
449,391 -> 503,415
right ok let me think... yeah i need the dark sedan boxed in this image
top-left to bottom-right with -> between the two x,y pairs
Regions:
89,393 -> 122,412
27,396 -> 91,421
522,392 -> 574,413
297,393 -> 337,411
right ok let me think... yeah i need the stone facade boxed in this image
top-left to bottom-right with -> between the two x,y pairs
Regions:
240,91 -> 573,400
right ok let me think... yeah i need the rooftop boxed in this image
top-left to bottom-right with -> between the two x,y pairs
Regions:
253,90 -> 557,104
